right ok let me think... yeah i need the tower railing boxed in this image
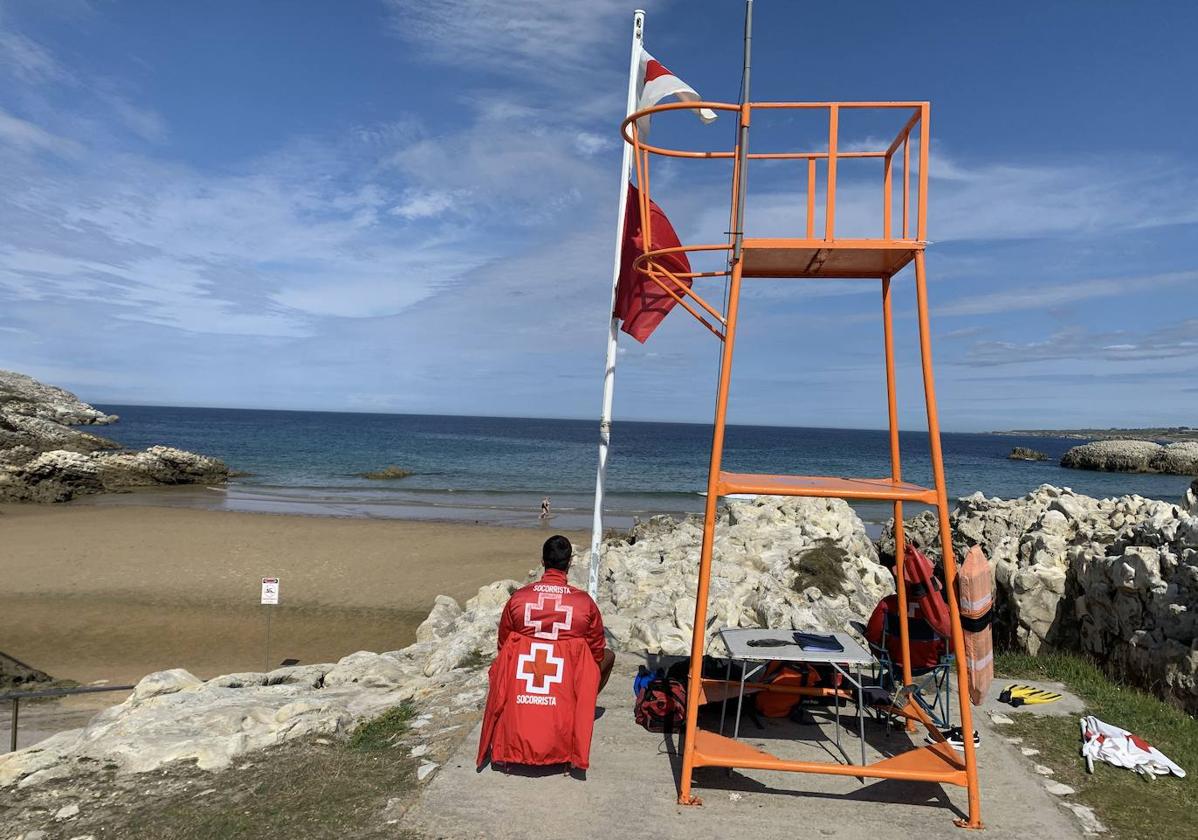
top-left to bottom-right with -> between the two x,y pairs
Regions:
621,100 -> 929,291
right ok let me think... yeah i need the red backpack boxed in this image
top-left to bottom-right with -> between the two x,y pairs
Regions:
634,670 -> 687,733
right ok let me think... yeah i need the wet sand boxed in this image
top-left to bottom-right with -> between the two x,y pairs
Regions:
0,503 -> 584,686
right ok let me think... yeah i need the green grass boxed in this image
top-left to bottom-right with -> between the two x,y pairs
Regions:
996,652 -> 1196,840
348,701 -> 417,752
63,703 -> 424,839
791,538 -> 850,595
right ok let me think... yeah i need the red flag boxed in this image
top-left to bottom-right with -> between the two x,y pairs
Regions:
614,183 -> 692,343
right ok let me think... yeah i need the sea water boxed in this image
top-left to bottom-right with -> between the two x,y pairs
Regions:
91,405 -> 1192,532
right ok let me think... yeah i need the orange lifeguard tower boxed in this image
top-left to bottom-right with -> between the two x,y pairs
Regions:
617,11 -> 982,832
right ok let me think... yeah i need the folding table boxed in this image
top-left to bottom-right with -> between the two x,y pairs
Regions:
718,627 -> 876,766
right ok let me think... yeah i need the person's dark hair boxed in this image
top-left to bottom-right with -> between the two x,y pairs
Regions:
542,535 -> 573,570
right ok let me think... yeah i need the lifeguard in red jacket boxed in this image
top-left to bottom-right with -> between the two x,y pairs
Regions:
477,535 -> 616,771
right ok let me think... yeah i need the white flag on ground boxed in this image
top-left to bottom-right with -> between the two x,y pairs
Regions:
636,49 -> 718,134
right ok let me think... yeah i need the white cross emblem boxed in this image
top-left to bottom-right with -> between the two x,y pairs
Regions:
523,592 -> 573,640
515,642 -> 564,695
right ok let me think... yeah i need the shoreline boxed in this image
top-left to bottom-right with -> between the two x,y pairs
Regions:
65,482 -> 904,538
67,483 -> 653,531
0,503 -> 585,687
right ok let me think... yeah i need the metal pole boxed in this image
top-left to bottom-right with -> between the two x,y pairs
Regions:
9,698 -> 17,753
731,0 -> 753,263
264,608 -> 272,673
588,9 -> 645,598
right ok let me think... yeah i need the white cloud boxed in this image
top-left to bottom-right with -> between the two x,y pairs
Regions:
965,320 -> 1198,366
0,125 -> 502,335
936,270 -> 1197,317
574,131 -> 615,156
0,26 -> 67,82
384,0 -> 635,79
0,107 -> 81,156
690,149 -> 1198,246
390,188 -> 463,220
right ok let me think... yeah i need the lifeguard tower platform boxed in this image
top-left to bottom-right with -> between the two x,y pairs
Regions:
621,93 -> 983,829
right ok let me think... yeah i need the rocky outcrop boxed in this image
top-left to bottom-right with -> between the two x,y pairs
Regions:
1008,447 -> 1048,461
882,484 -> 1198,713
3,446 -> 230,503
1186,480 -> 1198,515
0,576 -> 515,788
1061,439 -> 1198,475
594,496 -> 891,655
0,495 -> 887,788
0,370 -> 117,427
0,370 -> 229,502
356,466 -> 412,480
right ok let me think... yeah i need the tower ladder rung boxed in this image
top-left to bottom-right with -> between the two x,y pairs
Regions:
716,472 -> 938,503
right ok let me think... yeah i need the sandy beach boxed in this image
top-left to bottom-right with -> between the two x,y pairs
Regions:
0,503 -> 584,686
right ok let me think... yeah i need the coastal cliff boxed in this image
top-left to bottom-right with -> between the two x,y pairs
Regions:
0,370 -> 229,502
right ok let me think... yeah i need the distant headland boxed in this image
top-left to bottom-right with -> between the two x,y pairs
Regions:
994,426 -> 1198,442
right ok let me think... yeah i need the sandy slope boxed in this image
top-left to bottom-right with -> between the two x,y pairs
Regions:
0,503 -> 582,684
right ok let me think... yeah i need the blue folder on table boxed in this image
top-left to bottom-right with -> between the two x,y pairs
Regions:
793,632 -> 844,653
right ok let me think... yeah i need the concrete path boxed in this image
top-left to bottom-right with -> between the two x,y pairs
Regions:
406,659 -> 1084,840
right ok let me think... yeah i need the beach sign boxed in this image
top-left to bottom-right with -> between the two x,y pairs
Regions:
260,577 -> 280,605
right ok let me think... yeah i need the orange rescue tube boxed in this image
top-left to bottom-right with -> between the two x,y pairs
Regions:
958,545 -> 994,705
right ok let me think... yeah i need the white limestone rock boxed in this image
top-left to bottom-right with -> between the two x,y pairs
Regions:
587,496 -> 890,656
883,483 -> 1198,712
416,596 -> 463,643
53,803 -> 79,820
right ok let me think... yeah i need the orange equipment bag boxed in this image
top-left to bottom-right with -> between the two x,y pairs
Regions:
756,661 -> 840,718
958,545 -> 994,705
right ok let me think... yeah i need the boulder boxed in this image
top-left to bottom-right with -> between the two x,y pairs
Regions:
1061,439 -> 1198,475
415,596 -> 463,643
1008,447 -> 1049,461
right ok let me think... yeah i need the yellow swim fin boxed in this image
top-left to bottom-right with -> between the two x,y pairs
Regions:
999,683 -> 1061,707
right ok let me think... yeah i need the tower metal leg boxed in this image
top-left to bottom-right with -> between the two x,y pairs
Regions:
678,259 -> 746,806
913,251 -> 983,829
881,275 -> 915,733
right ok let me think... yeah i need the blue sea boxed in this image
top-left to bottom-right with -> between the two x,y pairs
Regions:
88,405 -> 1193,533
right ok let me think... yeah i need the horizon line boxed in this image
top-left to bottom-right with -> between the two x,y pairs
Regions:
87,399 -> 1054,436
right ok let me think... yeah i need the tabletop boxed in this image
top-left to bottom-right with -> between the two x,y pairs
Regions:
718,628 -> 875,666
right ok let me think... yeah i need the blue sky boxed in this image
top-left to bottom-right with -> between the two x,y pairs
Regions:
0,0 -> 1195,432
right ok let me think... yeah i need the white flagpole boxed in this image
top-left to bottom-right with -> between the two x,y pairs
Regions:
588,9 -> 644,598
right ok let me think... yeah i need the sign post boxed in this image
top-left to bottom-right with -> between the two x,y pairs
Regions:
260,577 -> 279,672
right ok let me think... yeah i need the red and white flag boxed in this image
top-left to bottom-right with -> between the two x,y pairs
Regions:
635,49 -> 718,134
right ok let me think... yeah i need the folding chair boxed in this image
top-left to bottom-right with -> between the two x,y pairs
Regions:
850,619 -> 953,729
